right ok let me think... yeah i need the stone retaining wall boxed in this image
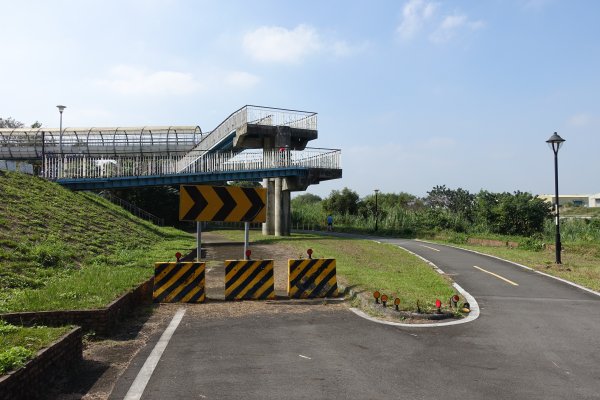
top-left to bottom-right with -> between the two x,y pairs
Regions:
467,238 -> 519,248
0,277 -> 153,336
0,327 -> 82,400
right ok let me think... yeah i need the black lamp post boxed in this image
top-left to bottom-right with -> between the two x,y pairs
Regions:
374,189 -> 380,232
546,132 -> 565,264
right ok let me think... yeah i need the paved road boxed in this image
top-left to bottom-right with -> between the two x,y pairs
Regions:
111,238 -> 600,399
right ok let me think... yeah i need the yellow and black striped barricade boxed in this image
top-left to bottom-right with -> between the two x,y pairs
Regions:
288,259 -> 338,299
153,262 -> 206,303
224,260 -> 275,301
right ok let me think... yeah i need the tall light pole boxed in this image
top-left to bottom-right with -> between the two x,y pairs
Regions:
56,105 -> 67,177
546,132 -> 565,264
374,189 -> 380,232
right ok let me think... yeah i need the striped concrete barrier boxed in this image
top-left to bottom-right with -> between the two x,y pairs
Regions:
153,262 -> 205,303
225,260 -> 275,301
288,259 -> 338,299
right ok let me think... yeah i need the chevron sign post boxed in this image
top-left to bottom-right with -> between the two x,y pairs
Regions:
179,185 -> 266,222
180,185 -> 267,261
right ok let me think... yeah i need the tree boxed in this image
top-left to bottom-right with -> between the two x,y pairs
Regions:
475,191 -> 551,236
322,187 -> 359,215
291,193 -> 322,207
0,117 -> 24,128
357,192 -> 420,219
0,117 -> 42,129
426,185 -> 475,221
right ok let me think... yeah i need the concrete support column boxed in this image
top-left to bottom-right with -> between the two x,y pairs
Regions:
282,189 -> 291,235
274,178 -> 283,236
262,178 -> 275,235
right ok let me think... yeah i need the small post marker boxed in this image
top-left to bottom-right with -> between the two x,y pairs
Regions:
381,294 -> 388,307
245,249 -> 252,260
175,252 -> 182,262
307,248 -> 313,259
462,302 -> 471,313
394,297 -> 401,311
373,291 -> 381,304
435,299 -> 442,313
450,294 -> 460,309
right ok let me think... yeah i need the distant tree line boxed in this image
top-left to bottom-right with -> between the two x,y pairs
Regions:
0,117 -> 42,129
292,185 -> 553,238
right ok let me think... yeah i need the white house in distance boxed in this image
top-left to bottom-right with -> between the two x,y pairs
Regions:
538,193 -> 600,207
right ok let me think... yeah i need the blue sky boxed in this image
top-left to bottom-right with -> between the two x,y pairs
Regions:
1,0 -> 598,198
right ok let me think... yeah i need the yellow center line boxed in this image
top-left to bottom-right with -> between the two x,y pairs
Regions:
420,244 -> 440,252
473,265 -> 519,286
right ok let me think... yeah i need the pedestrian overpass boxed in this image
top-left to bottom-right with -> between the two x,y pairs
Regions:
0,105 -> 342,235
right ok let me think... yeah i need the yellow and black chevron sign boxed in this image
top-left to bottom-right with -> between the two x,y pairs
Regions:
225,260 -> 275,301
288,259 -> 338,299
153,262 -> 205,303
179,185 -> 267,222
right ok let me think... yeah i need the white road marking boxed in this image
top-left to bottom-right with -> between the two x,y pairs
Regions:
418,239 -> 600,298
420,244 -> 440,252
473,265 -> 519,286
299,354 -> 312,360
123,308 -> 186,400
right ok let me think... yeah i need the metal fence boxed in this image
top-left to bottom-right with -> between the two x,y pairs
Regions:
97,191 -> 165,226
43,148 -> 340,180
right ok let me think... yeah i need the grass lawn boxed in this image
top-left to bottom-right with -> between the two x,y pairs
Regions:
0,234 -> 194,312
213,229 -> 457,312
0,321 -> 72,374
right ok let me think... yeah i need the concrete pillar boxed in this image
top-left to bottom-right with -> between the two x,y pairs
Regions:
274,178 -> 282,236
282,189 -> 291,235
262,178 -> 275,235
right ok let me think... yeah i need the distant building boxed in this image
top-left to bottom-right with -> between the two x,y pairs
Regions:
538,194 -> 600,207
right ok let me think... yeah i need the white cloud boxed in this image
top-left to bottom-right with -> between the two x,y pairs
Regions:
397,0 -> 484,44
224,71 -> 260,89
430,14 -> 485,44
243,25 -> 322,63
568,113 -> 592,127
397,0 -> 438,40
96,65 -> 202,95
242,25 -> 365,63
331,40 -> 369,57
521,0 -> 554,10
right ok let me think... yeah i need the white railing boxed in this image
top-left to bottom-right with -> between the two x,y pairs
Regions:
44,148 -> 340,180
175,105 -> 317,172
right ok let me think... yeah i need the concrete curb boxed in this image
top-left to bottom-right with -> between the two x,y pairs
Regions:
340,258 -> 480,329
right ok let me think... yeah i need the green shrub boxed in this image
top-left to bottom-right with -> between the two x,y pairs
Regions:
0,321 -> 18,334
0,346 -> 34,374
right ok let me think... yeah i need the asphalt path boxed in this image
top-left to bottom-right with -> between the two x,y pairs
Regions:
111,237 -> 600,399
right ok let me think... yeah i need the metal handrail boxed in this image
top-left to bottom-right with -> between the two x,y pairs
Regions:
175,105 -> 318,172
43,148 -> 340,180
97,191 -> 165,226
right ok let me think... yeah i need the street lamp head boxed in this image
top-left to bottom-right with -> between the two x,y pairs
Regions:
546,132 -> 565,154
56,105 -> 66,113
374,189 -> 380,194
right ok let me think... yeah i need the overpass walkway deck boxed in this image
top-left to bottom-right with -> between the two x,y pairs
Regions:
46,147 -> 341,190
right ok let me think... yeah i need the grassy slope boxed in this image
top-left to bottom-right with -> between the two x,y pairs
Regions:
0,171 -> 195,312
